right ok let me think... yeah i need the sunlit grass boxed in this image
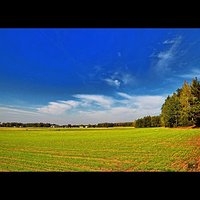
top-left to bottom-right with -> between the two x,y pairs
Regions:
0,127 -> 199,171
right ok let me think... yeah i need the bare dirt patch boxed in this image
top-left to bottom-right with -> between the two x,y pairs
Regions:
170,134 -> 200,171
186,136 -> 200,171
171,126 -> 199,130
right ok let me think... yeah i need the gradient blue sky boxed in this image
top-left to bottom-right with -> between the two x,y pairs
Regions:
0,28 -> 200,124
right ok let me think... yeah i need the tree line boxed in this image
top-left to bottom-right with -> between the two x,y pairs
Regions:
0,122 -> 58,128
134,116 -> 161,128
133,77 -> 200,128
161,77 -> 200,127
0,122 -> 134,128
94,122 -> 133,128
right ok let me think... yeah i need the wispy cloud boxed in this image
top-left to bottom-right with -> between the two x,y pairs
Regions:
75,93 -> 165,123
4,92 -> 166,124
37,100 -> 80,114
120,73 -> 134,84
154,36 -> 182,74
132,95 -> 165,110
0,106 -> 44,123
37,95 -> 114,115
177,68 -> 200,79
103,72 -> 134,88
117,92 -> 132,99
77,107 -> 136,124
117,92 -> 165,110
163,39 -> 177,44
73,94 -> 114,108
0,106 -> 40,116
0,105 -> 73,124
104,78 -> 121,88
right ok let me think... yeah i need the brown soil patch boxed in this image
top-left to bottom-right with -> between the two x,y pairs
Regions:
188,136 -> 200,147
186,136 -> 200,172
170,135 -> 200,172
171,126 -> 199,130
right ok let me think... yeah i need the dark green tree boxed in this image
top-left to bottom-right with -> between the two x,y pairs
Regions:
161,93 -> 181,127
151,116 -> 161,127
135,115 -> 161,128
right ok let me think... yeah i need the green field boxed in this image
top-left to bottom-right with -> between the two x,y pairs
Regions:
0,127 -> 199,172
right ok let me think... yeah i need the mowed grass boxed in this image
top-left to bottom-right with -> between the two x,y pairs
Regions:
0,127 -> 200,172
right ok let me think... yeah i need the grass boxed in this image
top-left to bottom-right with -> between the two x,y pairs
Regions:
0,127 -> 200,171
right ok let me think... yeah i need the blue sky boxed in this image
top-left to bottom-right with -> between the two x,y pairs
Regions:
0,28 -> 200,124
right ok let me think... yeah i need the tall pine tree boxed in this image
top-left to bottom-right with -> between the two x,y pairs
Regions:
161,93 -> 181,127
179,81 -> 193,126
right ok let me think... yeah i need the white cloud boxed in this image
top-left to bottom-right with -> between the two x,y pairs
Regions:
132,95 -> 165,110
37,100 -> 79,114
75,93 -> 165,124
0,106 -> 47,124
154,36 -> 182,74
0,106 -> 75,124
104,78 -> 121,87
76,92 -> 166,123
163,39 -> 176,44
117,92 -> 132,99
76,107 -> 137,124
37,94 -> 114,115
103,72 -> 134,88
36,92 -> 165,123
2,92 -> 166,124
73,94 -> 114,108
0,106 -> 40,116
117,92 -> 165,109
59,100 -> 80,107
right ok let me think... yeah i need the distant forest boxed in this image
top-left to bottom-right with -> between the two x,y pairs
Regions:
0,122 -> 133,128
1,78 -> 199,128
